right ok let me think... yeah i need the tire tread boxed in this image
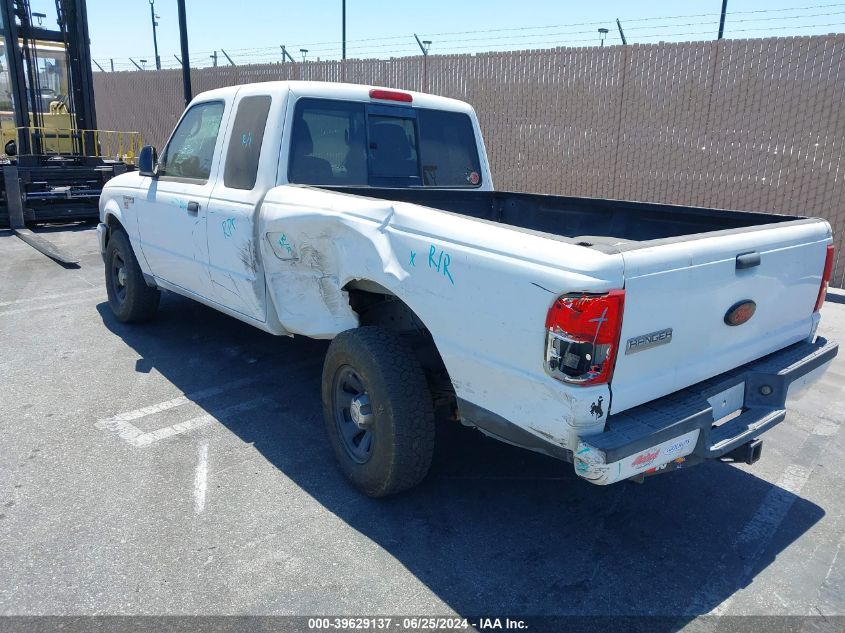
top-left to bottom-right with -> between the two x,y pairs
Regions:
322,326 -> 435,497
105,229 -> 160,323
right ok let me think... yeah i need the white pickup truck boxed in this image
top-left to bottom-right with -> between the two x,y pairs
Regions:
98,81 -> 837,496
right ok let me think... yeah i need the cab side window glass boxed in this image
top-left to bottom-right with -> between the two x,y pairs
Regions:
417,109 -> 482,187
224,96 -> 271,190
289,99 -> 367,186
159,101 -> 225,181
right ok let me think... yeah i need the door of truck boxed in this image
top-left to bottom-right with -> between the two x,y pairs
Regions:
206,88 -> 280,321
135,99 -> 229,299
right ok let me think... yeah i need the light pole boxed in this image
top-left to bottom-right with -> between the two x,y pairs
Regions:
717,0 -> 729,39
598,28 -> 609,46
414,34 -> 431,91
176,0 -> 192,105
616,18 -> 627,45
149,0 -> 161,70
342,0 -> 346,60
300,48 -> 309,62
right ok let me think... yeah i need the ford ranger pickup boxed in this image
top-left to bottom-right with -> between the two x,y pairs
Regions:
97,81 -> 838,496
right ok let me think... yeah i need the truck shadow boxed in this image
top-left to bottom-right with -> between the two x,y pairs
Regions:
97,293 -> 824,620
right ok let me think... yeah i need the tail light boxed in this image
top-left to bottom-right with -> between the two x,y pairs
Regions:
544,290 -> 625,386
814,244 -> 835,312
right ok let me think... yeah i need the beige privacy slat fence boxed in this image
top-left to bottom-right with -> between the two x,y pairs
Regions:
93,35 -> 845,286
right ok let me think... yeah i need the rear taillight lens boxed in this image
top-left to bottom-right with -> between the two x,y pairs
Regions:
814,244 -> 835,312
544,290 -> 625,386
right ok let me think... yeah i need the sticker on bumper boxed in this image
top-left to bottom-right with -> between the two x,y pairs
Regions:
574,428 -> 700,485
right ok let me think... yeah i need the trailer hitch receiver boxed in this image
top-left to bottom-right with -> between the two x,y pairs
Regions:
723,438 -> 763,465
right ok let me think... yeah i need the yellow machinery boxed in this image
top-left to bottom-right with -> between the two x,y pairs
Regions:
1,0 -> 142,254
0,0 -> 141,264
0,115 -> 142,161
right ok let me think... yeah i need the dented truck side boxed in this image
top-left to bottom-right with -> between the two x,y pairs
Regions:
258,184 -> 624,455
98,81 -> 838,496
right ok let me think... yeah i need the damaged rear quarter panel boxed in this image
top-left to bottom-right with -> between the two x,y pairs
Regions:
259,185 -> 625,451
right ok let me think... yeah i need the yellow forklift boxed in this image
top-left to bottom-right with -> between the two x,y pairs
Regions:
0,0 -> 140,264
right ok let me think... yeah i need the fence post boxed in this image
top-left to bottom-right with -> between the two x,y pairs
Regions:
610,44 -> 630,199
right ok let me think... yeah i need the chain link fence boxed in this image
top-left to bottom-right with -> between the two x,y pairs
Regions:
93,35 -> 845,286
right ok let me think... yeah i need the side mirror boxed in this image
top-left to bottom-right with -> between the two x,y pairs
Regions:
138,145 -> 158,177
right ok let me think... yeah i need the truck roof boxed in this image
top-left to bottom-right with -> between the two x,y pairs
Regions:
190,80 -> 475,114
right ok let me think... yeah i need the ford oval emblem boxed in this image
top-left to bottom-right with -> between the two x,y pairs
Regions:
725,300 -> 756,326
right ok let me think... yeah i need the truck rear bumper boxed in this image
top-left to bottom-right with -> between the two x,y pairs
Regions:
574,336 -> 838,485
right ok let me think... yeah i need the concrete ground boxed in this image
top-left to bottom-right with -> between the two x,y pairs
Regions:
0,225 -> 843,626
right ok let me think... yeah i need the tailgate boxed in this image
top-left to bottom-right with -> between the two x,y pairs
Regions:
610,219 -> 831,414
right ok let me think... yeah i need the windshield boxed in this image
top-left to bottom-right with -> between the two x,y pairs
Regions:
288,98 -> 482,188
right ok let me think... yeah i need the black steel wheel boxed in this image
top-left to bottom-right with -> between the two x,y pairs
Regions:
110,248 -> 128,305
332,365 -> 376,464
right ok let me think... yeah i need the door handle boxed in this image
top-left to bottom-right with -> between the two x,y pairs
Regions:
186,201 -> 200,214
736,251 -> 761,270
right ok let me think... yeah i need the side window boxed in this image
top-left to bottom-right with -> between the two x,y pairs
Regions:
224,95 -> 272,190
289,98 -> 366,186
417,109 -> 482,187
159,101 -> 225,182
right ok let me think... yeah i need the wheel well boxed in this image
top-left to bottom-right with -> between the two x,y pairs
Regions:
345,282 -> 455,404
105,214 -> 124,230
104,214 -> 125,245
104,214 -> 156,289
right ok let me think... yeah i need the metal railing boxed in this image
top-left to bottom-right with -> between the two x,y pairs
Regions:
0,126 -> 142,162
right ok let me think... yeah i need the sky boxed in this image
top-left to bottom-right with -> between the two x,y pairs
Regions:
29,0 -> 845,71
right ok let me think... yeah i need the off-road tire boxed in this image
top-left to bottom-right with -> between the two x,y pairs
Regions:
322,326 -> 436,497
104,229 -> 160,323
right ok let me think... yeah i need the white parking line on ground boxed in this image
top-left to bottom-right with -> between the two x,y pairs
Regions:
0,286 -> 101,308
94,357 -> 320,447
194,442 -> 209,514
813,536 -> 844,616
129,397 -> 270,448
686,418 -> 841,618
96,374 -> 267,427
705,463 -> 813,616
0,295 -> 104,316
812,420 -> 840,436
733,464 -> 812,548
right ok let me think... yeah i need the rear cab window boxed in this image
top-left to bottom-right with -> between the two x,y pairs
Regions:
288,97 -> 482,188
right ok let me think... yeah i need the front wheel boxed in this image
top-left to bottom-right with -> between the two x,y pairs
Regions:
104,229 -> 160,323
321,326 -> 436,497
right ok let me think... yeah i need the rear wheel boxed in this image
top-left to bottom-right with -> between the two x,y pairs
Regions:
322,326 -> 436,497
105,229 -> 160,323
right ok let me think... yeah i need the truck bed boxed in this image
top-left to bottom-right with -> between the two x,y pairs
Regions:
327,187 -> 801,248
326,185 -> 829,418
